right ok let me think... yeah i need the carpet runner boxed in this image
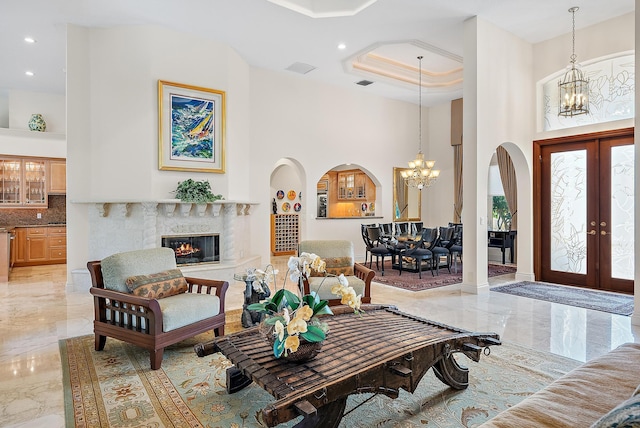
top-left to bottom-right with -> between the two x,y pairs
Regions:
371,261 -> 516,291
491,281 -> 634,316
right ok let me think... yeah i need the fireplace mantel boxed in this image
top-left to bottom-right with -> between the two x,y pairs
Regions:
74,198 -> 260,271
71,199 -> 258,218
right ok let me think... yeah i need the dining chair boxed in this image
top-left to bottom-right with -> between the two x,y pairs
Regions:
365,225 -> 394,276
360,223 -> 377,267
431,227 -> 455,274
448,225 -> 463,273
394,222 -> 409,235
380,222 -> 394,236
397,228 -> 434,279
411,222 -> 424,235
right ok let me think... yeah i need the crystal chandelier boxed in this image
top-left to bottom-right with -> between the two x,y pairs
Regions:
401,56 -> 439,190
558,6 -> 589,117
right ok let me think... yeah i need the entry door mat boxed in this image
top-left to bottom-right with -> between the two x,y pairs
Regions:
60,334 -> 580,428
491,281 -> 634,316
372,261 -> 516,291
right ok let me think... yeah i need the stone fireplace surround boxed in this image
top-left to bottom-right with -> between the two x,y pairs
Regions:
73,200 -> 260,307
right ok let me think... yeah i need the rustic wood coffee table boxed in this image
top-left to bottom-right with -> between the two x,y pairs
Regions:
195,304 -> 500,427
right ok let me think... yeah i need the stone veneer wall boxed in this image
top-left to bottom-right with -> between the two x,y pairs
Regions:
76,200 -> 261,304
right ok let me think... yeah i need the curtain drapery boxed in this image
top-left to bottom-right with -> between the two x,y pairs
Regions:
453,144 -> 463,223
496,146 -> 517,230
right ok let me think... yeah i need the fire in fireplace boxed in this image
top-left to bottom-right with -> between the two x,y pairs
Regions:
161,234 -> 220,265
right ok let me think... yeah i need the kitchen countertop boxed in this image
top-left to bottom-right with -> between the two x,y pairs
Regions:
0,224 -> 66,230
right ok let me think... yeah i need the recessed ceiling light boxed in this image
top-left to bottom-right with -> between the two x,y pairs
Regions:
24,37 -> 36,44
25,71 -> 34,76
338,43 -> 346,50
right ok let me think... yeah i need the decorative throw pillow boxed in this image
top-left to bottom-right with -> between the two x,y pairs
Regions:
590,391 -> 640,428
125,269 -> 188,299
310,256 -> 354,277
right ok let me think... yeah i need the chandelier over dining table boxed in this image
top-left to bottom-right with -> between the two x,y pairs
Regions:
401,56 -> 440,190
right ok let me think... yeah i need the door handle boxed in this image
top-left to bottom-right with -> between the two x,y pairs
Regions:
601,231 -> 611,235
600,221 -> 607,227
587,230 -> 596,235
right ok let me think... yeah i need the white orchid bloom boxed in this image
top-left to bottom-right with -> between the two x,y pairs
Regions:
283,307 -> 291,325
274,320 -> 285,342
338,274 -> 348,287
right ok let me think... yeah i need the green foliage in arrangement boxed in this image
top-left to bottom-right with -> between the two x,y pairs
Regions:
173,179 -> 224,203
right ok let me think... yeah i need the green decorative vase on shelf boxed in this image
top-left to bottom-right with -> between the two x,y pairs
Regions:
28,113 -> 46,132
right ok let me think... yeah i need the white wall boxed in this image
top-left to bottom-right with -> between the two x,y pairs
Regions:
66,24 -> 251,281
61,12 -> 635,289
248,68 -> 422,263
0,129 -> 65,158
65,24 -> 423,282
533,12 -> 635,140
8,90 -> 65,133
0,91 -> 8,128
424,102 -> 454,227
462,17 -> 535,292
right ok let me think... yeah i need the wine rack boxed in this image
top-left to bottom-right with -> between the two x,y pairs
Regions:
270,214 -> 299,255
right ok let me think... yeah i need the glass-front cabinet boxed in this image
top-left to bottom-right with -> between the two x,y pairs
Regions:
1,159 -> 21,205
337,170 -> 367,200
0,158 -> 47,206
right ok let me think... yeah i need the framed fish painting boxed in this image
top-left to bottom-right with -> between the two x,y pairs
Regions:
158,80 -> 225,173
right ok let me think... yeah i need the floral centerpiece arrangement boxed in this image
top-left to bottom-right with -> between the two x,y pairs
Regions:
247,252 -> 362,360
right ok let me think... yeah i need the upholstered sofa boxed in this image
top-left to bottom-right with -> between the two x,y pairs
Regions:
87,248 -> 228,370
299,240 -> 374,306
478,342 -> 640,428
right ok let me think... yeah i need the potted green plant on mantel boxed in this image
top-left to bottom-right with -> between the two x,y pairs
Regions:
173,179 -> 224,203
172,179 -> 224,215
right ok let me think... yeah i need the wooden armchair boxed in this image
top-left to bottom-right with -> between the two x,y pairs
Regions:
299,240 -> 374,306
87,248 -> 228,370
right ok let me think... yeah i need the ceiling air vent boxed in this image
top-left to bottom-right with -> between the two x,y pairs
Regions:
356,80 -> 374,86
286,62 -> 316,74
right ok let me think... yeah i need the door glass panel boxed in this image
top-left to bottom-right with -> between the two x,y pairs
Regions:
550,150 -> 587,274
610,145 -> 634,280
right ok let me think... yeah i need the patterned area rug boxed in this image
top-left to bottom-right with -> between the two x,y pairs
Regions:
372,262 -> 517,291
60,331 -> 580,427
491,281 -> 634,316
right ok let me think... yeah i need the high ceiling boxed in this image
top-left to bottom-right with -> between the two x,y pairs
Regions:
0,0 -> 634,106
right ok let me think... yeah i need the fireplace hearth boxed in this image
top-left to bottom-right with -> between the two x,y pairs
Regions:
161,234 -> 220,265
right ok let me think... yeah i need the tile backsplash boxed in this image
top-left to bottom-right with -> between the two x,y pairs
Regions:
0,195 -> 66,226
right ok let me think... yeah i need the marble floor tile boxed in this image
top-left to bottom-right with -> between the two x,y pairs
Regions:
0,261 -> 638,427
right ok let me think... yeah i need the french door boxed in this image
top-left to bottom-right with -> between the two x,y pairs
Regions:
535,129 -> 634,294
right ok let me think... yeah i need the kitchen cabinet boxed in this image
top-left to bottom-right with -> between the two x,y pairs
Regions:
337,170 -> 367,200
48,226 -> 67,262
48,160 -> 66,194
14,226 -> 66,266
14,228 -> 26,263
0,157 -> 47,207
26,228 -> 48,262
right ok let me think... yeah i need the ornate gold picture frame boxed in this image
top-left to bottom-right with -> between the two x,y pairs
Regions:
158,80 -> 225,173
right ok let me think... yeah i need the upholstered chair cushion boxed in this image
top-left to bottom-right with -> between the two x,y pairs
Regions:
309,256 -> 355,277
299,240 -> 356,276
158,293 -> 221,332
101,248 -> 177,293
306,275 -> 365,301
125,269 -> 188,299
